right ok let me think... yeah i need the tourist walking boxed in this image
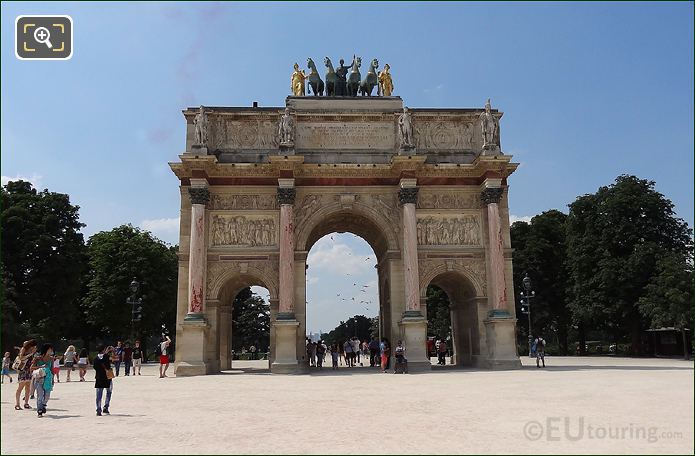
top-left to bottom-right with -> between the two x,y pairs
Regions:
30,343 -> 55,417
535,336 -> 546,368
437,338 -> 448,365
330,343 -> 339,369
337,340 -> 345,366
132,340 -> 144,375
123,341 -> 133,376
77,348 -> 90,381
63,345 -> 77,382
2,352 -> 12,384
52,355 -> 61,383
343,339 -> 353,367
394,340 -> 408,374
112,341 -> 123,376
93,345 -> 114,416
309,341 -> 317,367
351,337 -> 361,366
380,338 -> 391,373
249,345 -> 257,360
316,340 -> 325,369
14,340 -> 37,410
159,335 -> 172,378
368,337 -> 380,367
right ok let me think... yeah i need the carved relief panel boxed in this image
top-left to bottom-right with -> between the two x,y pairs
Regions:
416,215 -> 481,246
209,194 -> 278,210
416,192 -> 480,210
210,214 -> 278,247
412,120 -> 478,151
209,116 -> 280,151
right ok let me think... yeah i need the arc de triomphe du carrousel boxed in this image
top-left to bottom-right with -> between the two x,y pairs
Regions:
169,58 -> 521,375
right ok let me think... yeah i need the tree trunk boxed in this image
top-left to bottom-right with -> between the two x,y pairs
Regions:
682,327 -> 690,361
578,324 -> 586,356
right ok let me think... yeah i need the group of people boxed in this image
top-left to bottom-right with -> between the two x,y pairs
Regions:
305,336 -> 408,373
4,335 -> 174,418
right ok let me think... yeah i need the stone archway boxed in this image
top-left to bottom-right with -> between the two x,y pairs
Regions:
172,95 -> 522,376
421,266 -> 486,367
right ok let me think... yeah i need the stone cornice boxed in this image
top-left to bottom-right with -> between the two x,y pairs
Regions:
170,154 -> 518,181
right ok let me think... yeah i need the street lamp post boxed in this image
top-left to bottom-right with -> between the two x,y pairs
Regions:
520,273 -> 536,358
126,278 -> 143,341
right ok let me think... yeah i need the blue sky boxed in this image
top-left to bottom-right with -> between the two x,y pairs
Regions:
2,2 -> 693,332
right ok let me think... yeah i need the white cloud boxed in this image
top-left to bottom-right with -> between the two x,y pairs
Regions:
510,215 -> 533,224
140,217 -> 180,244
306,275 -> 319,285
307,240 -> 376,276
1,173 -> 43,188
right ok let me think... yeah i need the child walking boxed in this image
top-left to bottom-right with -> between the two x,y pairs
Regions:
1,352 -> 12,383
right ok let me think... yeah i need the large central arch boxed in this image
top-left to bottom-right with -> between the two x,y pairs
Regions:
171,96 -> 522,376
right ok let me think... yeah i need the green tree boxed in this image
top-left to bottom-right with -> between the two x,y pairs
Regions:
510,210 -> 571,354
638,252 -> 693,359
231,288 -> 270,351
81,225 -> 177,344
426,285 -> 451,339
1,180 -> 87,348
324,315 -> 373,345
566,175 -> 692,355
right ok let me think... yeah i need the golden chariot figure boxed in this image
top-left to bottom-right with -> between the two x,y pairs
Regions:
290,63 -> 307,96
378,63 -> 394,96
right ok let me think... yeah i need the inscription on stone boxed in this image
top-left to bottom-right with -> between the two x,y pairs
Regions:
295,122 -> 395,149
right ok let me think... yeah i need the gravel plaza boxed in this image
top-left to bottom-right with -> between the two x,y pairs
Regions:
1,356 -> 692,454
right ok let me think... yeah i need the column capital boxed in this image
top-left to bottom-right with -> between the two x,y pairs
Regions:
188,187 -> 210,205
277,187 -> 296,205
398,187 -> 419,205
480,187 -> 504,205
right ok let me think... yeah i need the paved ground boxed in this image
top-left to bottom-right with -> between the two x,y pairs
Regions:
1,356 -> 692,454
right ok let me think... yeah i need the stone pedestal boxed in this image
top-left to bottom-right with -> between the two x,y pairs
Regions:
399,313 -> 431,372
271,318 -> 300,374
174,318 -> 209,377
483,312 -> 521,370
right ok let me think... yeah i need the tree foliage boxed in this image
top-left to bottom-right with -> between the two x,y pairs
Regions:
566,175 -> 693,354
1,180 -> 87,348
81,225 -> 177,342
426,285 -> 451,339
231,288 -> 270,351
323,315 -> 373,345
510,210 -> 571,354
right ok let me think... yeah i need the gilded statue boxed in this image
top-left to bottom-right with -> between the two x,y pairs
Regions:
378,63 -> 393,96
290,63 -> 307,96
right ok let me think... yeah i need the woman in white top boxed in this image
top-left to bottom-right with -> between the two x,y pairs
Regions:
77,348 -> 90,382
63,345 -> 77,382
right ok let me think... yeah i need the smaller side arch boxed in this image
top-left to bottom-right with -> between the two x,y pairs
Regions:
208,262 -> 279,303
419,260 -> 485,300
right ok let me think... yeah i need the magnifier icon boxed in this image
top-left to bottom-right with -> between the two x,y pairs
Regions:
33,27 -> 53,49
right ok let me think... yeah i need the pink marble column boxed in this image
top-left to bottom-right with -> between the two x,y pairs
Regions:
186,187 -> 210,319
481,187 -> 507,311
277,187 -> 296,317
399,186 -> 421,314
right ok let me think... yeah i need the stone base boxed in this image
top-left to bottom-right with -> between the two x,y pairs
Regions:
482,313 -> 521,370
279,143 -> 295,155
270,318 -> 301,374
399,312 -> 431,372
174,317 -> 210,377
481,144 -> 501,156
190,145 -> 208,155
398,146 -> 417,155
174,361 -> 208,376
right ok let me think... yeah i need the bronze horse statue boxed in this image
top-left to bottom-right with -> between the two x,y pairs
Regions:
324,57 -> 338,96
346,56 -> 362,97
306,58 -> 324,96
359,58 -> 379,96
